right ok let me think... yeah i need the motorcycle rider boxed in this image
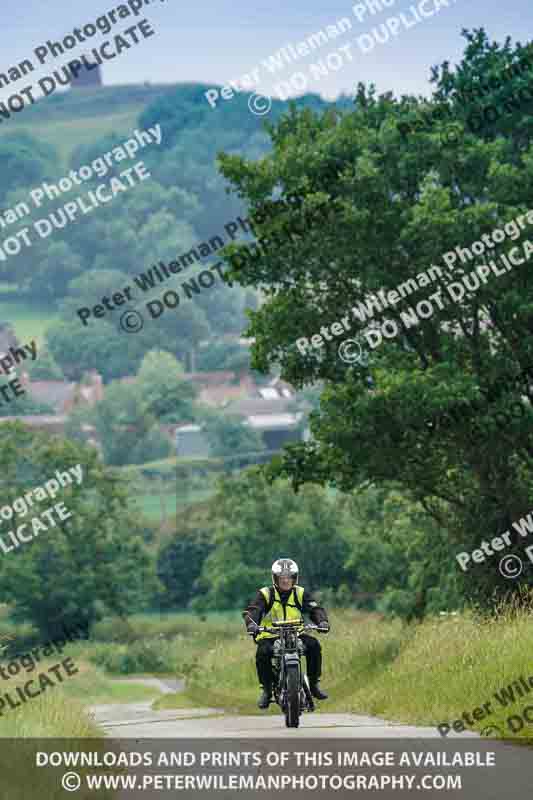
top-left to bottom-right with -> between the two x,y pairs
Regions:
242,558 -> 330,709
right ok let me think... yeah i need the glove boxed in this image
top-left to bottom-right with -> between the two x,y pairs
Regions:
317,622 -> 330,633
246,624 -> 257,636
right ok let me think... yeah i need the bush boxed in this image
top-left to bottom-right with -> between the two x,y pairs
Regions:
0,424 -> 156,637
315,587 -> 337,607
25,348 -> 64,380
157,527 -> 214,609
88,637 -> 200,677
130,428 -> 172,464
377,589 -> 416,618
336,583 -> 353,607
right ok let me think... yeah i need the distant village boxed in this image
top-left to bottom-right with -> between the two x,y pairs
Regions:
0,323 -> 311,461
0,62 -> 313,462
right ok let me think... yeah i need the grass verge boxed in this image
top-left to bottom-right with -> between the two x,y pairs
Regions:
154,607 -> 533,739
0,653 -> 161,738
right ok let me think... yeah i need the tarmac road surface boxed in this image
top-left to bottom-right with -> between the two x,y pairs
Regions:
89,677 -> 477,738
86,680 -> 533,800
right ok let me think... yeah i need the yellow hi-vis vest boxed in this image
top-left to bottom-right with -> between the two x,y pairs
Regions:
255,585 -> 305,641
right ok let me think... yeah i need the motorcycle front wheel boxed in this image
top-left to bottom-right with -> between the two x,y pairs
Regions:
285,664 -> 300,728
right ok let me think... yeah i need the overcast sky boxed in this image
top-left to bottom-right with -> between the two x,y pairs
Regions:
2,0 -> 532,106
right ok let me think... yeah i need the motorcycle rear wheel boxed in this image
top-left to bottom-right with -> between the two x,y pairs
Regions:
285,664 -> 300,728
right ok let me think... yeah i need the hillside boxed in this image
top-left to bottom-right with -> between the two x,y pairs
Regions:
0,70 -> 354,376
0,84 -> 172,165
1,82 -> 354,166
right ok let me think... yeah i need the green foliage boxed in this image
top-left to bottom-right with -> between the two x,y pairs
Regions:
173,468 -> 464,617
0,80 -> 346,392
0,132 -> 58,209
88,380 -> 154,466
136,350 -> 197,423
377,589 -> 418,618
342,487 -> 446,601
86,350 -> 198,465
24,347 -> 64,381
46,319 -> 146,382
63,405 -> 94,447
89,638 -> 174,674
196,341 -> 252,373
201,410 -> 265,459
217,29 -> 533,607
196,470 -> 354,609
27,241 -> 84,301
0,423 -> 157,638
431,29 -> 533,154
157,520 -> 214,609
0,83 -> 344,379
130,426 -> 172,464
63,269 -> 133,312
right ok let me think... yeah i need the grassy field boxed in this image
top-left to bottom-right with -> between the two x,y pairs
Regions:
134,488 -> 215,522
116,458 -> 219,524
0,297 -> 58,347
6,108 -> 147,167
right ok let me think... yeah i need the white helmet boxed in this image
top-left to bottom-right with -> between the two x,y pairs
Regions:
272,558 -> 298,589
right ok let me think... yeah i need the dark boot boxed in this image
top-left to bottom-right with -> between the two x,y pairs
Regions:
257,685 -> 272,709
310,681 -> 328,700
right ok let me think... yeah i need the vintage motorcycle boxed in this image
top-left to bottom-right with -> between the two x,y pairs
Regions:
251,619 -> 327,728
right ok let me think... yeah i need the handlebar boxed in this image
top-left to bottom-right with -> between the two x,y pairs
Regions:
252,622 -> 328,635
244,614 -> 329,636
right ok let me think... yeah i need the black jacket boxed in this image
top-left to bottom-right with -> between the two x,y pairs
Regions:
242,586 -> 329,631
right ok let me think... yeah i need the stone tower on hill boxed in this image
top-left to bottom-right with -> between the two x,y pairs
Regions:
71,60 -> 103,90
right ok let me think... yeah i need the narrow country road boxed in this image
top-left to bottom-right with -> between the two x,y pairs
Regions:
88,678 -> 476,738
86,681 -> 533,800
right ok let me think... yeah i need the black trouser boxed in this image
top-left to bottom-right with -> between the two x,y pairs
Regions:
255,634 -> 322,689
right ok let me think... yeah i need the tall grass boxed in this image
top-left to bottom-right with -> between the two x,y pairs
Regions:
0,652 -> 159,739
0,658 -> 117,800
351,606 -> 533,739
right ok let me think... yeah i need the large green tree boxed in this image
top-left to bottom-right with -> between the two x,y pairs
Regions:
157,508 -> 214,609
77,350 -> 198,465
196,470 -> 353,609
0,423 -> 157,638
217,30 -> 533,605
0,132 -> 58,211
136,350 -> 197,423
341,484 -> 463,617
